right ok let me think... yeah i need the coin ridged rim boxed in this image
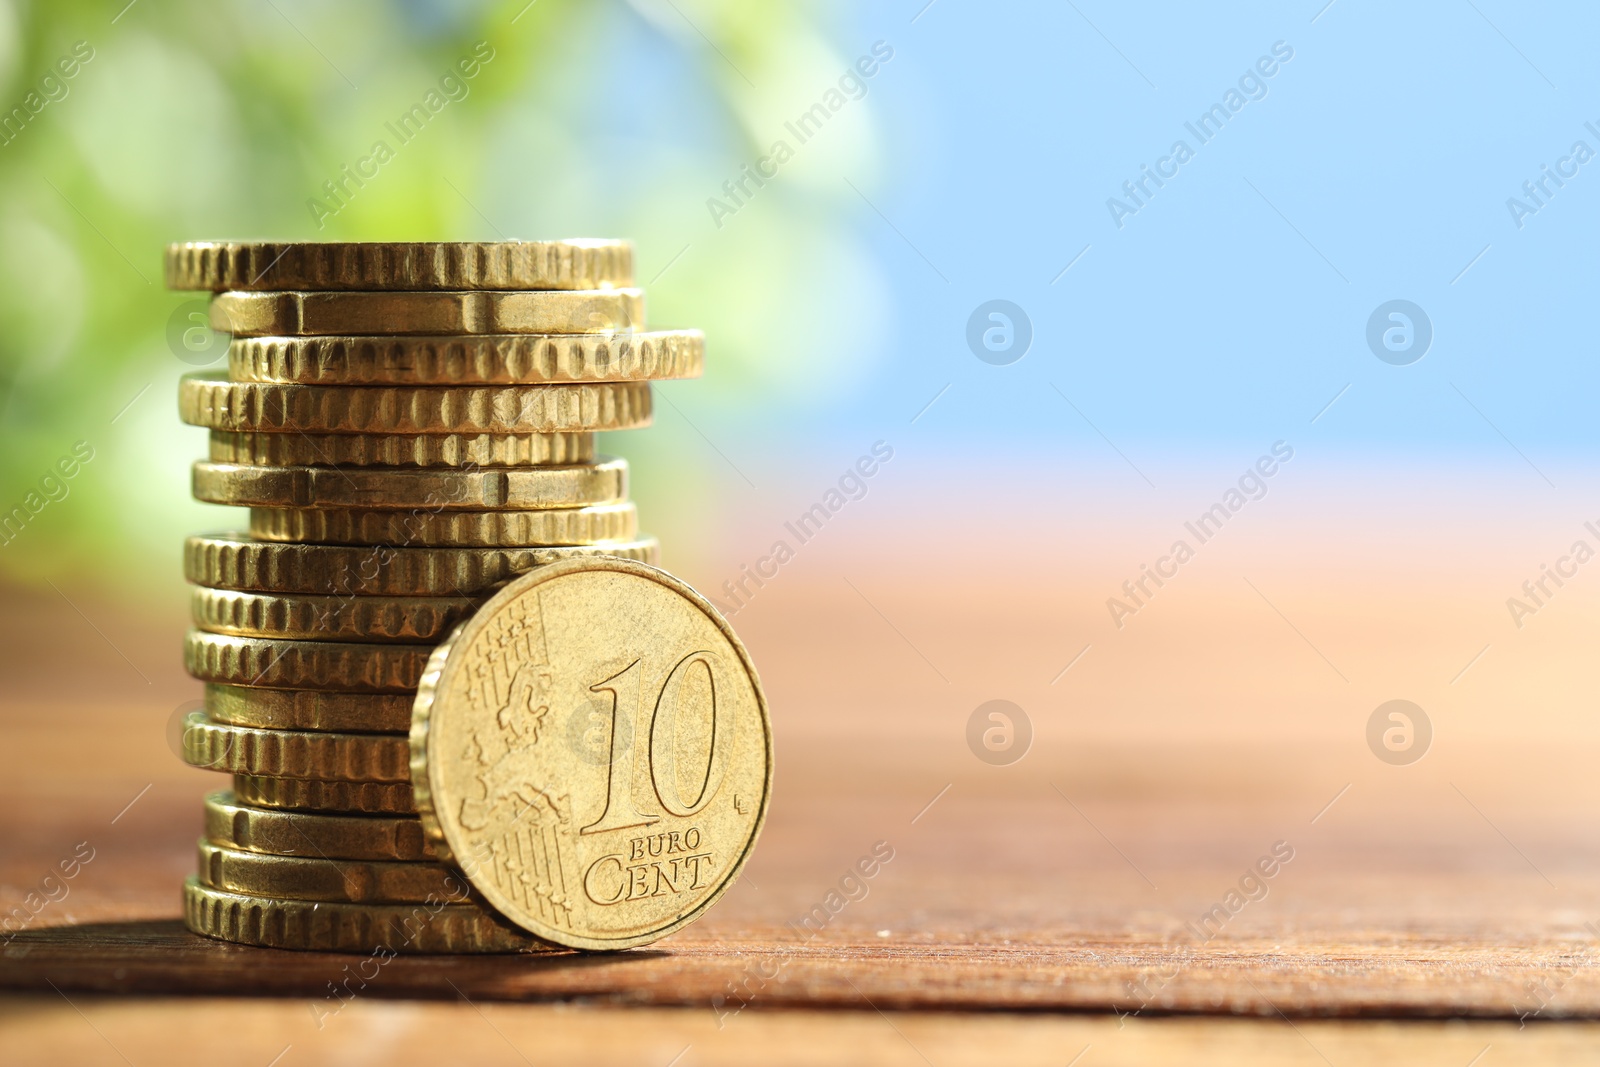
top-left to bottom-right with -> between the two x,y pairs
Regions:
232,774 -> 415,814
182,711 -> 412,781
196,838 -> 460,903
211,289 -> 645,337
179,375 -> 652,435
207,685 -> 414,733
192,458 -> 628,511
229,331 -> 703,385
248,503 -> 638,548
209,430 -> 597,468
409,555 -> 774,952
204,791 -> 432,861
183,878 -> 546,954
193,587 -> 483,644
184,534 -> 660,596
184,631 -> 431,692
165,239 -> 632,292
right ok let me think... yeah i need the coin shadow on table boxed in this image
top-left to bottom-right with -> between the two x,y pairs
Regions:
0,920 -> 672,1001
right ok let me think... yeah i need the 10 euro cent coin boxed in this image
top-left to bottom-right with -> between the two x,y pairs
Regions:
409,556 -> 771,951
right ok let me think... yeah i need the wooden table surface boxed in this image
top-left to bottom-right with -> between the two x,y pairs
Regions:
4,498 -> 1600,1063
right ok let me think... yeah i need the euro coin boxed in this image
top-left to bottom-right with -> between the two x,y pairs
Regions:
166,239 -> 632,292
211,288 -> 644,336
206,685 -> 414,733
207,430 -> 596,468
184,631 -> 431,692
248,502 -> 637,548
192,587 -> 483,643
232,774 -> 415,815
229,330 -> 702,385
181,712 -> 411,781
179,375 -> 650,435
409,556 -> 772,951
204,791 -> 432,862
192,458 -> 627,510
184,533 -> 659,596
183,878 -> 544,953
195,838 -> 466,904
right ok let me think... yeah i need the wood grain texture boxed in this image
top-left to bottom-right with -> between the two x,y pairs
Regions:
7,915 -> 1600,1020
6,1004 -> 1593,1067
4,998 -> 1599,1067
5,712 -> 1599,1019
5,489 -> 1600,1061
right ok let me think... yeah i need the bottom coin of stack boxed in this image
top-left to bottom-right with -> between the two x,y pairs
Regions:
178,536 -> 659,954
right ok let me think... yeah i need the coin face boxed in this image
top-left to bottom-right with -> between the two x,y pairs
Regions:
411,556 -> 771,951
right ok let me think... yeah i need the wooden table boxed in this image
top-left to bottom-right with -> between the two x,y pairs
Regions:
4,511 -> 1600,1062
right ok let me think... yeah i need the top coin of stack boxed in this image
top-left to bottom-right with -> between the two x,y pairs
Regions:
168,240 -> 706,954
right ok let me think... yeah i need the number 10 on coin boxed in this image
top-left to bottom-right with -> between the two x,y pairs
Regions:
410,557 -> 771,951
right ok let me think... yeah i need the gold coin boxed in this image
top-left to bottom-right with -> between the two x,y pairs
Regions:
204,791 -> 432,861
233,774 -> 415,814
196,838 -> 464,903
183,878 -> 543,953
410,556 -> 772,951
166,239 -> 632,292
209,430 -> 596,468
185,534 -> 660,596
179,375 -> 651,435
207,685 -> 413,733
211,289 -> 644,337
182,711 -> 411,781
185,631 -> 430,692
229,331 -> 703,385
248,503 -> 637,548
192,458 -> 628,510
193,587 -> 482,643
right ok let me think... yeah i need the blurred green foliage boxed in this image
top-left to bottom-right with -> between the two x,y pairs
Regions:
0,0 -> 889,593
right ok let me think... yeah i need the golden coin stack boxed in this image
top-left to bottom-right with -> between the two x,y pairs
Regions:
166,240 -> 703,953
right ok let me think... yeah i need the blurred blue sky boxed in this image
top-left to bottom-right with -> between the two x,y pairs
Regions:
793,0 -> 1600,463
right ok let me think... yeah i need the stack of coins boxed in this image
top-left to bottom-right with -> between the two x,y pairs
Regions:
166,241 -> 703,953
